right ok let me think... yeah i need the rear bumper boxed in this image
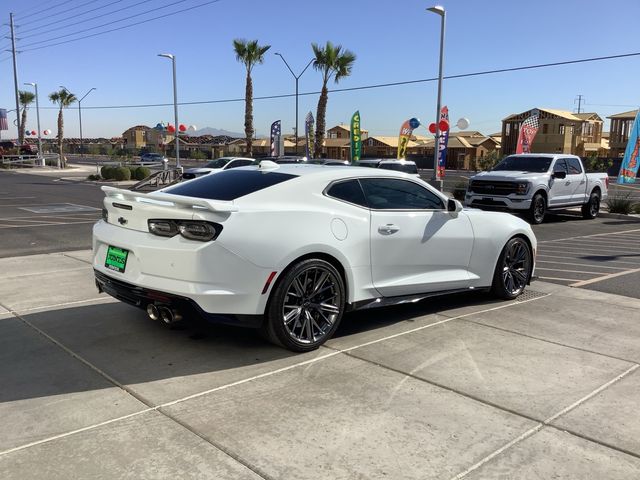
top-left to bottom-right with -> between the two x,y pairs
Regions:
95,270 -> 262,328
465,194 -> 532,211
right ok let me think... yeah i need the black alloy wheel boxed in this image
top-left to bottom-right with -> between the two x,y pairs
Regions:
263,258 -> 345,352
491,237 -> 532,299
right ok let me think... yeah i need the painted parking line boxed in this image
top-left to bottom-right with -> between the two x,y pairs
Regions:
537,276 -> 579,283
536,228 -> 640,244
535,267 -> 604,275
19,203 -> 100,214
536,260 -> 627,271
570,267 -> 640,287
0,221 -> 98,229
539,244 -> 640,254
537,253 -> 640,267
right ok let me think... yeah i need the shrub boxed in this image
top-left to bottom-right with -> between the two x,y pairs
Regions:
452,180 -> 468,201
607,194 -> 634,215
87,174 -> 100,181
101,165 -> 115,179
134,166 -> 151,180
45,157 -> 59,167
633,203 -> 640,215
113,166 -> 131,181
190,149 -> 207,160
127,166 -> 137,177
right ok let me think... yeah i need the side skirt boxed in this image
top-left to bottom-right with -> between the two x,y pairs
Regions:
348,286 -> 490,312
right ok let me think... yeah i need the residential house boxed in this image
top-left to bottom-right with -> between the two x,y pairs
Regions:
607,110 -> 638,157
326,124 -> 369,140
122,125 -> 172,151
501,108 -> 603,156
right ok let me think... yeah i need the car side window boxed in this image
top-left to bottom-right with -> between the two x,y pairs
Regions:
326,180 -> 368,208
360,178 -> 444,210
567,158 -> 582,174
226,159 -> 253,169
553,159 -> 568,174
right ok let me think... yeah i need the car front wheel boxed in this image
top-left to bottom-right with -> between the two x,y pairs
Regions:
263,258 -> 345,352
528,193 -> 546,224
491,237 -> 532,300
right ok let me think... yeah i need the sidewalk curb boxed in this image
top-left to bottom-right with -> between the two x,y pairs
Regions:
598,211 -> 640,221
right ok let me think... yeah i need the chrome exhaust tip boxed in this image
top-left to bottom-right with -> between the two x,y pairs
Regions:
159,306 -> 182,325
146,303 -> 160,321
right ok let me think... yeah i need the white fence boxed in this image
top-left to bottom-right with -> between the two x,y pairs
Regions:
1,154 -> 62,168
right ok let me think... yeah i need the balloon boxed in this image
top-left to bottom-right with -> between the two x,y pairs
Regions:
409,117 -> 421,129
25,131 -> 31,136
44,129 -> 51,135
154,123 -> 165,131
456,117 -> 470,130
439,120 -> 449,132
178,124 -> 186,132
31,130 -> 36,136
428,123 -> 437,134
167,124 -> 176,133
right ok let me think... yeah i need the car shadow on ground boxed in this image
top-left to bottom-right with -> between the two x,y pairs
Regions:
2,290 -> 503,404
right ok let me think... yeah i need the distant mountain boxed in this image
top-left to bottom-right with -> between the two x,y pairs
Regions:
189,127 -> 243,138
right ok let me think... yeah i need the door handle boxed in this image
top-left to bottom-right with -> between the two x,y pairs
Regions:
378,224 -> 400,235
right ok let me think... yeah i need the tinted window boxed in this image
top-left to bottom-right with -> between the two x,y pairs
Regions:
205,158 -> 230,168
166,170 -> 297,200
326,180 -> 367,207
493,156 -> 553,172
567,158 -> 582,174
360,178 -> 444,210
379,163 -> 418,174
553,159 -> 568,174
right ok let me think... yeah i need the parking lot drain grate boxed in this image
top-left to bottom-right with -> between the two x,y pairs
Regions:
516,290 -> 547,302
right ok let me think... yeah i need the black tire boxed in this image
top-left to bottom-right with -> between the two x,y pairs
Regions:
262,258 -> 345,352
491,237 -> 532,300
528,192 -> 546,224
581,191 -> 600,219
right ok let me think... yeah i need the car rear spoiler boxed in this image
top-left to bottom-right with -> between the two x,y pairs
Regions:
101,186 -> 239,212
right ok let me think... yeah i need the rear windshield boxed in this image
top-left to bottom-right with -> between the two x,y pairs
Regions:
165,169 -> 297,200
493,156 -> 553,173
379,163 -> 418,174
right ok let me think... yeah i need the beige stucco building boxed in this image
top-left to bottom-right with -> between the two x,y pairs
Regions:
607,110 -> 638,157
501,108 -> 605,156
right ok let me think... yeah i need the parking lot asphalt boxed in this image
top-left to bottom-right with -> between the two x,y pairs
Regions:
1,252 -> 640,479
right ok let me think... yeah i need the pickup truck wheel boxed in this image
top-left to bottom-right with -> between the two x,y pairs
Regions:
528,193 -> 546,224
581,192 -> 600,219
491,237 -> 532,300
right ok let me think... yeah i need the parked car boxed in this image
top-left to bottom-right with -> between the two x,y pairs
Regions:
139,153 -> 167,165
258,155 -> 308,164
378,159 -> 420,177
308,158 -> 351,166
94,162 -> 536,352
0,140 -> 17,155
182,157 -> 254,180
20,144 -> 38,155
465,154 -> 609,224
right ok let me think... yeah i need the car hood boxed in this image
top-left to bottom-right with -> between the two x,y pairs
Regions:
471,171 -> 545,182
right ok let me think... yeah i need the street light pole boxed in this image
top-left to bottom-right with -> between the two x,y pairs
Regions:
427,5 -> 446,190
158,53 -> 181,169
24,82 -> 43,163
77,88 -> 96,158
275,53 -> 314,155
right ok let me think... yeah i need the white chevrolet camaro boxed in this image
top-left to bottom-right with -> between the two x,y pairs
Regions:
93,162 -> 537,352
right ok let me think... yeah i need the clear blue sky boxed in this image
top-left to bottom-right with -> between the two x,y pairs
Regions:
1,0 -> 639,139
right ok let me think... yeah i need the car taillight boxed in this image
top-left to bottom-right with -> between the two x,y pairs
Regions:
148,219 -> 222,242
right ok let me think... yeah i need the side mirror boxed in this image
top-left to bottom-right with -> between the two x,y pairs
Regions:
553,171 -> 566,180
447,198 -> 463,213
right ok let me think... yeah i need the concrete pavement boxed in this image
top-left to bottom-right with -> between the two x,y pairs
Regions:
1,251 -> 639,479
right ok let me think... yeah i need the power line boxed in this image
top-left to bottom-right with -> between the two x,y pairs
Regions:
18,0 -> 104,27
20,0 -> 222,53
14,0 -> 77,21
19,0 -> 190,48
34,50 -> 640,110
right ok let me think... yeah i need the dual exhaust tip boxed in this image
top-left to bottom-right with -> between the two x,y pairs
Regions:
146,303 -> 182,325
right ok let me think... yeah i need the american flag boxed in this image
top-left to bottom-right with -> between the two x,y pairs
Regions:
0,109 -> 8,131
270,120 -> 281,156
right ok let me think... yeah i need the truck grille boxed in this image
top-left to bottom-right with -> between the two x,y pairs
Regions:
468,180 -> 518,195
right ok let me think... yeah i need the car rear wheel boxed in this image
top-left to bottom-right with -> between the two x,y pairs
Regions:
262,259 -> 345,352
581,191 -> 600,219
491,237 -> 532,300
528,193 -> 546,224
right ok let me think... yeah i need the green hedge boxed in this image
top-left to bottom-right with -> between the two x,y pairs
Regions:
134,166 -> 150,180
113,166 -> 131,181
100,165 -> 115,179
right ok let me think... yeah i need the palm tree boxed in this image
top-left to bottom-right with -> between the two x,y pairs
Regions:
311,42 -> 356,158
48,89 -> 77,168
18,90 -> 36,146
233,38 -> 270,156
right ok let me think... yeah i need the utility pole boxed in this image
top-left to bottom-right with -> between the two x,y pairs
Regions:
575,94 -> 584,114
10,13 -> 21,143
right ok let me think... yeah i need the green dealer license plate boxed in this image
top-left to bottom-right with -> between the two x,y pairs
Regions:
105,246 -> 129,273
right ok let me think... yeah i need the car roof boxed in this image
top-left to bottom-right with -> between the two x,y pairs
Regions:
244,162 -> 420,181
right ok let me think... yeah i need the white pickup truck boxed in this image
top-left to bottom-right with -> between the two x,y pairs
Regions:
465,154 -> 609,224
